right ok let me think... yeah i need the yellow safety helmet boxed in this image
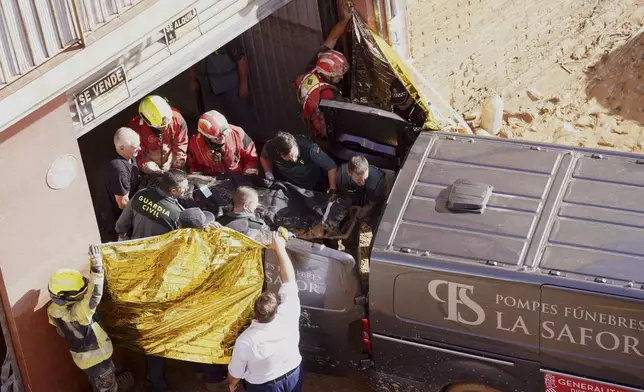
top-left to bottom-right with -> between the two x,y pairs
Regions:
48,269 -> 88,302
139,95 -> 173,128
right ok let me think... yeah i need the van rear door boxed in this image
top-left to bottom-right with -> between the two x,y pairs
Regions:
539,286 -> 644,389
264,239 -> 366,373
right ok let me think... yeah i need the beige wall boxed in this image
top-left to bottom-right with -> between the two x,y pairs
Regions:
0,95 -> 100,391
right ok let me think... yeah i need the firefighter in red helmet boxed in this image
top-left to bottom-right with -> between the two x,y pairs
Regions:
295,12 -> 352,138
188,110 -> 259,176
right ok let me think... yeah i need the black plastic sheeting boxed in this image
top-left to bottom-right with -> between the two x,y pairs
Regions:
348,9 -> 437,130
349,8 -> 397,109
141,174 -> 352,239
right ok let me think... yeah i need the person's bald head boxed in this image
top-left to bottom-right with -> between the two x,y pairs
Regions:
114,127 -> 141,160
233,186 -> 259,214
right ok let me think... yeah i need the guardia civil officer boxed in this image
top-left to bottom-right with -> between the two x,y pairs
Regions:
260,132 -> 337,192
336,155 -> 386,229
115,169 -> 188,392
115,169 -> 188,240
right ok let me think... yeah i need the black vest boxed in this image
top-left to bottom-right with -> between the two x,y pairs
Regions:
131,188 -> 182,231
218,212 -> 266,235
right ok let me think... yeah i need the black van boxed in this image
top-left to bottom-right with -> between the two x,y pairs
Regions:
264,101 -> 644,392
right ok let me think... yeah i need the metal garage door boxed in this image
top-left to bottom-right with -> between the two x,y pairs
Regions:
241,0 -> 325,138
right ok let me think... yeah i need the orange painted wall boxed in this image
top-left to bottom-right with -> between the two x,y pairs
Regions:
0,94 -> 101,391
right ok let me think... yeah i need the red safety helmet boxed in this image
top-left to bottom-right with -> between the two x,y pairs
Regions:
315,50 -> 349,79
198,110 -> 230,141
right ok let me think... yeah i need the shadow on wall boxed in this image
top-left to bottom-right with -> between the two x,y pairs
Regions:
585,31 -> 644,125
13,289 -> 88,392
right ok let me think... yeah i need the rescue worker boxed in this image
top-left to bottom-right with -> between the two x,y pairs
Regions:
217,186 -> 269,239
127,95 -> 188,174
260,132 -> 337,192
336,155 -> 386,229
95,127 -> 141,243
187,110 -> 259,176
228,232 -> 302,392
390,78 -> 427,129
189,37 -> 259,141
114,169 -> 188,392
295,15 -> 351,138
48,245 -> 119,392
115,168 -> 188,241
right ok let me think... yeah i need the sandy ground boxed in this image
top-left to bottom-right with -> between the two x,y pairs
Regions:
410,1 -> 644,152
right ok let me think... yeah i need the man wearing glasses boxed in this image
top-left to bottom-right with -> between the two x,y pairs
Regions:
187,110 -> 259,176
127,95 -> 189,175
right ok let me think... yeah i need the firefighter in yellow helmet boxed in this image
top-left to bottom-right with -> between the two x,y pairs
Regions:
127,95 -> 189,174
48,245 -> 120,392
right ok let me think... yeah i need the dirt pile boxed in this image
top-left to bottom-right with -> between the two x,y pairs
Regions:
493,22 -> 644,151
410,0 -> 644,152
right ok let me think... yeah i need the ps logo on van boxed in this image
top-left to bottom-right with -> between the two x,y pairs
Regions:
428,280 -> 486,326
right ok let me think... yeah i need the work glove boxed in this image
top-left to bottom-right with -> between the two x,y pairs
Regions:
264,172 -> 275,181
88,245 -> 103,267
277,226 -> 296,240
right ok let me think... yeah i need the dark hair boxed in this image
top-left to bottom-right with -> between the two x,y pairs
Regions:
274,132 -> 297,156
159,169 -> 188,193
254,292 -> 279,323
348,155 -> 369,175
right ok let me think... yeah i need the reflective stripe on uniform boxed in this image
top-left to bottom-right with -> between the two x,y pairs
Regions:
64,320 -> 85,339
297,72 -> 335,108
70,334 -> 113,370
50,278 -> 81,288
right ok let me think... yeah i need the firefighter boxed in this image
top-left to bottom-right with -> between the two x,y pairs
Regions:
295,15 -> 351,138
187,110 -> 259,176
48,245 -> 120,392
127,95 -> 188,174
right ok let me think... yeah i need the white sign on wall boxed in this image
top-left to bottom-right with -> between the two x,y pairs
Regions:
163,8 -> 200,47
74,66 -> 130,127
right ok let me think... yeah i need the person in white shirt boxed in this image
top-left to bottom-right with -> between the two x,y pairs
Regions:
228,232 -> 303,392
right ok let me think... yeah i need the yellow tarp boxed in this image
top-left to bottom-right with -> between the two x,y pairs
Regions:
98,228 -> 264,364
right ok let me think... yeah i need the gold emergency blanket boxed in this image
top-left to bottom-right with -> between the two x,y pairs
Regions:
349,9 -> 438,130
98,228 -> 264,364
